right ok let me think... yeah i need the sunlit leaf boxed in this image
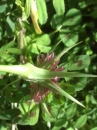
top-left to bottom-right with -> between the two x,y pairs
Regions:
18,105 -> 39,125
66,103 -> 77,119
68,55 -> 90,70
6,48 -> 22,55
19,95 -> 35,115
53,0 -> 65,15
36,0 -> 48,24
1,54 -> 16,63
63,8 -> 82,26
50,14 -> 64,30
60,28 -> 79,47
91,127 -> 97,130
74,115 -> 87,129
36,34 -> 51,45
37,45 -> 51,53
28,43 -> 39,54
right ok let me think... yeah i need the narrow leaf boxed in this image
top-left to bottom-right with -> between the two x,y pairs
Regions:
39,80 -> 85,107
26,63 -> 97,80
42,103 -> 52,117
54,41 -> 82,61
7,48 -> 22,55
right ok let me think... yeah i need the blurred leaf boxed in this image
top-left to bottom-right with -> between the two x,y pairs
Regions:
74,115 -> 87,129
50,105 -> 60,118
63,8 -> 82,26
0,0 -> 97,128
90,10 -> 97,18
60,28 -> 78,46
59,82 -> 75,94
0,109 -> 20,120
54,41 -> 82,61
90,95 -> 97,105
42,103 -> 52,117
50,14 -> 64,29
18,95 -> 39,125
0,121 -> 7,130
67,128 -> 75,130
70,77 -> 87,91
66,103 -> 77,119
68,55 -> 90,70
0,40 -> 15,55
15,0 -> 24,10
38,45 -> 51,53
0,96 -> 5,105
18,105 -> 39,125
52,117 -> 67,130
91,127 -> 97,130
32,34 -> 51,53
0,31 -> 2,40
28,43 -> 39,54
7,0 -> 14,9
6,48 -> 22,55
93,32 -> 97,42
19,101 -> 35,115
0,39 -> 16,63
36,34 -> 51,45
5,16 -> 15,36
78,1 -> 88,9
53,0 -> 65,15
0,79 -> 8,86
19,95 -> 35,115
36,0 -> 48,24
0,1 -> 7,13
39,80 -> 85,107
1,54 -> 16,63
42,104 -> 55,122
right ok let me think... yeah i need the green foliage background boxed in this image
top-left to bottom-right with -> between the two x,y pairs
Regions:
0,0 -> 97,130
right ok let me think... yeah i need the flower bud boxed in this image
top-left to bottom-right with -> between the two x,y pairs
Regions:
30,0 -> 42,34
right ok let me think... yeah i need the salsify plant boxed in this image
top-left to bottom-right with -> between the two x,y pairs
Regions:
1,0 -> 97,129
0,42 -> 97,108
30,52 -> 64,104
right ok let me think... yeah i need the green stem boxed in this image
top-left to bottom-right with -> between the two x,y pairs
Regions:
0,64 -> 29,78
0,63 -> 97,82
1,78 -> 21,92
49,26 -> 62,39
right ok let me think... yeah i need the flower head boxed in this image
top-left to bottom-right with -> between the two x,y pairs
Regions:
30,52 -> 64,104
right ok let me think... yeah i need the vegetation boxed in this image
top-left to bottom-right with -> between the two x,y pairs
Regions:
0,0 -> 97,129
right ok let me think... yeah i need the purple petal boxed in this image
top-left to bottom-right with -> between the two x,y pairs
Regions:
55,66 -> 64,71
54,76 -> 59,82
51,60 -> 60,70
37,54 -> 46,64
47,52 -> 54,62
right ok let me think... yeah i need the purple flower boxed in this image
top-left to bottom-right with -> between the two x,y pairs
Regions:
30,53 -> 64,104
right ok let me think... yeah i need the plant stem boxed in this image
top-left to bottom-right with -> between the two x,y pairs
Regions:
0,65 -> 28,77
